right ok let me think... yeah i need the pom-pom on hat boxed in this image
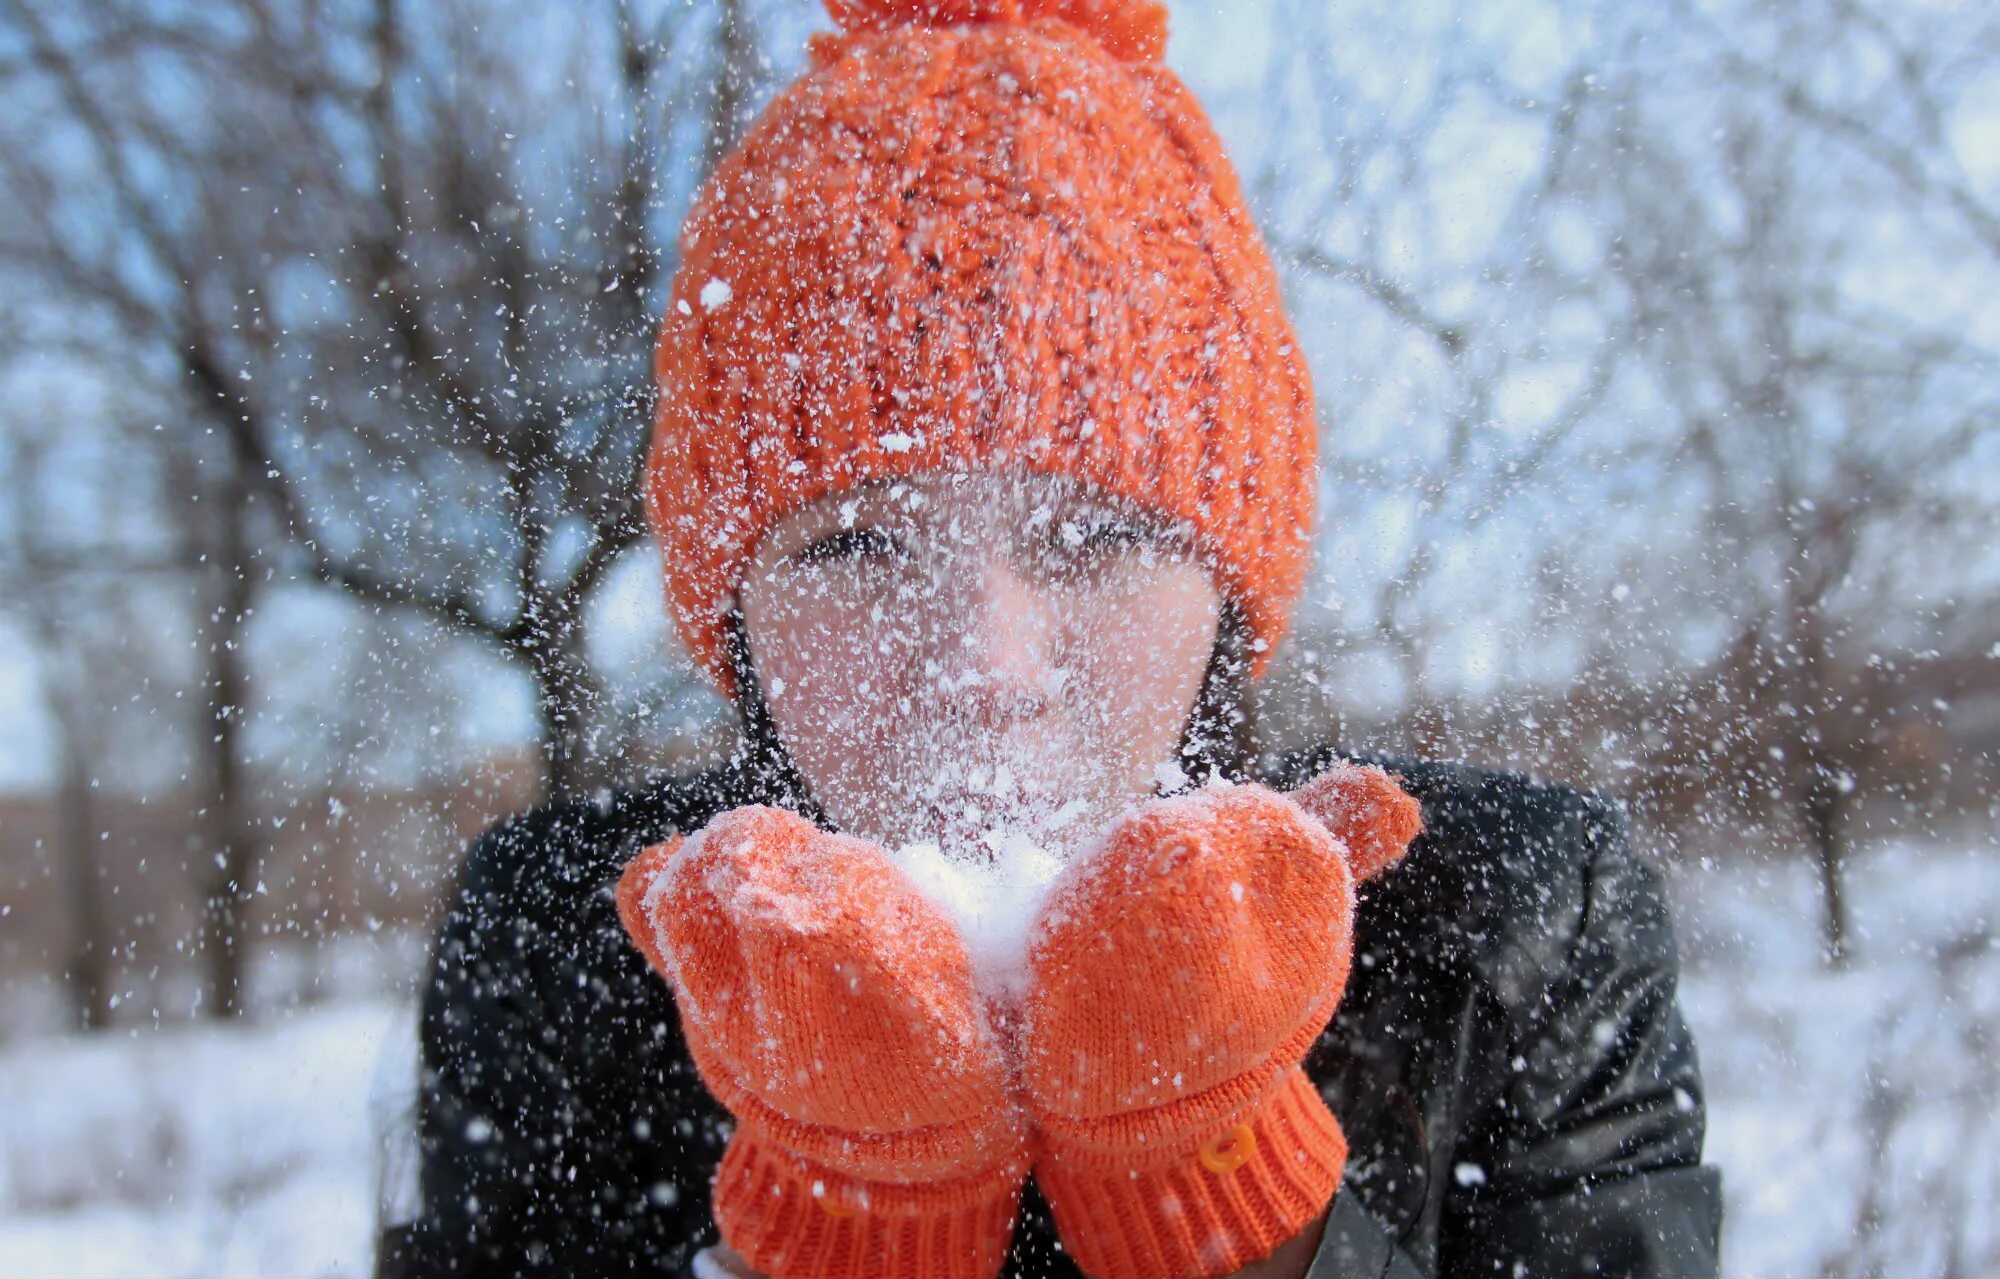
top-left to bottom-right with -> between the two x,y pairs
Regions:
821,0 -> 1169,61
647,0 -> 1319,696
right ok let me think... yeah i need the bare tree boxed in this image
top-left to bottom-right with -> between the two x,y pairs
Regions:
1594,0 -> 1996,959
0,0 -> 771,803
0,367 -> 193,1028
2,424 -> 115,1030
1249,0 -> 1651,743
1242,0 -> 1998,961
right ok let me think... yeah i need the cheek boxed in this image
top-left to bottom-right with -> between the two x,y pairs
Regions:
1056,568 -> 1220,756
750,583 -> 923,744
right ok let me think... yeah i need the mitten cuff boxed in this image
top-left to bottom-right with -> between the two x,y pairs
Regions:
1032,1067 -> 1346,1279
714,1128 -> 1024,1279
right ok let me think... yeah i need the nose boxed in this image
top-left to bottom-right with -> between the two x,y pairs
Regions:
938,552 -> 1055,730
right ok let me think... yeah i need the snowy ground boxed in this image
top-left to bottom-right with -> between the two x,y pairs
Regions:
0,999 -> 410,1277
2,841 -> 1995,1277
1672,842 -> 1999,1275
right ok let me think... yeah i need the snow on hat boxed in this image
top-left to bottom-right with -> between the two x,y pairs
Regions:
646,0 -> 1318,696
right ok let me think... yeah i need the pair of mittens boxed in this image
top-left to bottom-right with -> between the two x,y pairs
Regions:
615,763 -> 1422,1279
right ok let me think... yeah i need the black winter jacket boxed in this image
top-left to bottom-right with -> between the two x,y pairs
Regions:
377,746 -> 1721,1278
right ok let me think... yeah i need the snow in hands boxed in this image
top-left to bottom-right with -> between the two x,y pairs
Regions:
626,761 -> 1417,1016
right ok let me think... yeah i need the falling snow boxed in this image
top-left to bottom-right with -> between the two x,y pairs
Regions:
0,0 -> 1992,1275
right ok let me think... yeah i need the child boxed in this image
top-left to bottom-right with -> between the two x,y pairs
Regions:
377,3 -> 1719,1276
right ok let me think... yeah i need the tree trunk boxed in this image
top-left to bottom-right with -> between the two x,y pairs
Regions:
524,615 -> 607,803
54,699 -> 111,1031
703,0 -> 758,173
1789,596 -> 1852,969
1806,776 -> 1851,967
197,486 -> 259,1019
1392,633 -> 1447,757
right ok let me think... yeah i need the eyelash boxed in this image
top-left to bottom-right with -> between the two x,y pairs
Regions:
795,527 -> 904,565
1059,520 -> 1146,550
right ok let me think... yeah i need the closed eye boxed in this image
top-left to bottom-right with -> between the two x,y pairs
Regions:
1054,516 -> 1159,554
1071,519 -> 1146,550
791,526 -> 904,566
1024,515 -> 1170,581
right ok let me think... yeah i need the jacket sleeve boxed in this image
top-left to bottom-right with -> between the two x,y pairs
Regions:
1307,1188 -> 1427,1279
375,802 -> 724,1278
1443,795 -> 1723,1278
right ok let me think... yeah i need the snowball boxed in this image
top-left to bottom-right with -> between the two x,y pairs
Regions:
699,277 -> 733,310
885,830 -> 1067,1003
879,430 -> 918,454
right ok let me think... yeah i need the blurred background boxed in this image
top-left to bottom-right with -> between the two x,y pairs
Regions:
0,0 -> 1994,1273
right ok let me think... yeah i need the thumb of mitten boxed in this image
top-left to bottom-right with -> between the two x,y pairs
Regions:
1288,761 -> 1424,884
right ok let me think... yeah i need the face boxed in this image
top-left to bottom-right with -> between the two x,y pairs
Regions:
736,471 -> 1223,858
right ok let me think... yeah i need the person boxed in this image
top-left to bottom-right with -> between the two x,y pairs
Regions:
375,1 -> 1722,1276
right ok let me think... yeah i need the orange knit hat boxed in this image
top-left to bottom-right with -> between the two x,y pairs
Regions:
646,0 -> 1318,695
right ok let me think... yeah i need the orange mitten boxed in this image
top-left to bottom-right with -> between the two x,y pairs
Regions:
1022,767 -> 1421,1279
616,806 -> 1029,1279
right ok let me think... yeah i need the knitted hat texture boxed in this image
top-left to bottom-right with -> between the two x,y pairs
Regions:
646,0 -> 1319,694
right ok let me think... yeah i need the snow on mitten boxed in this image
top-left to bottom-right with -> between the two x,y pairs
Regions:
616,806 -> 1029,1279
1022,773 -> 1421,1279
